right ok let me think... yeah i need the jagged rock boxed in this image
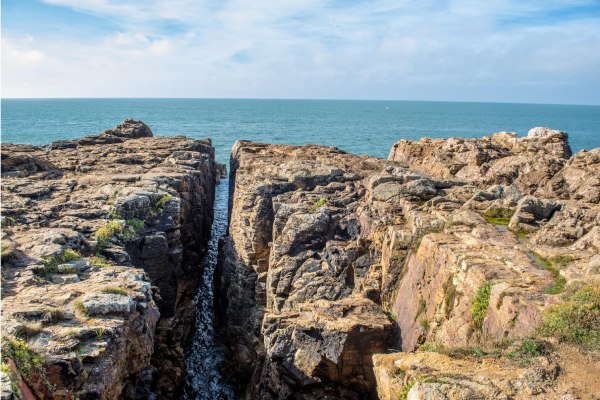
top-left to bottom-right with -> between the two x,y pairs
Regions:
1,122 -> 217,399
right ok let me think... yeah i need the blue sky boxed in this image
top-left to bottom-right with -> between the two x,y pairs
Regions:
2,0 -> 600,104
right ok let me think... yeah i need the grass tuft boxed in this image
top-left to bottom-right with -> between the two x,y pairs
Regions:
471,282 -> 493,332
89,254 -> 111,269
94,221 -> 122,248
1,338 -> 44,376
484,207 -> 514,226
100,286 -> 128,296
310,198 -> 327,212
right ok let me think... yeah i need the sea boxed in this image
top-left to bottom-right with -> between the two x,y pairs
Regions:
2,99 -> 599,164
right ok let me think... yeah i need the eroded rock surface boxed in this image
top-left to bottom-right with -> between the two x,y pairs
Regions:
1,120 -> 217,399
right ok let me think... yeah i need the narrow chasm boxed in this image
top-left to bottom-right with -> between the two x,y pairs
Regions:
182,177 -> 237,399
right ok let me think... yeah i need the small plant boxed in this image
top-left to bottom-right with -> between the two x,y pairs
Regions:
126,218 -> 145,231
387,312 -> 397,322
1,241 -> 17,261
310,198 -> 327,212
1,338 -> 44,376
43,307 -> 67,324
483,207 -> 514,226
93,327 -> 107,338
108,206 -> 123,220
14,321 -> 43,340
420,318 -> 430,330
538,284 -> 600,350
94,221 -> 122,248
393,367 -> 405,379
471,282 -> 493,331
101,286 -> 128,296
507,340 -> 542,366
73,300 -> 88,318
152,194 -> 174,215
89,255 -> 111,269
443,280 -> 458,318
398,381 -> 415,400
42,249 -> 81,271
0,362 -> 10,375
550,255 -> 575,269
416,298 -> 427,318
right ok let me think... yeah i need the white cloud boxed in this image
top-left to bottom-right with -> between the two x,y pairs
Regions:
2,0 -> 600,103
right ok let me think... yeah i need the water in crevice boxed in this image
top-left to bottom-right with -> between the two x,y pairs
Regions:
182,178 -> 236,400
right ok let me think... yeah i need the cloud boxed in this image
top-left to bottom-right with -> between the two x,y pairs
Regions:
2,37 -> 48,69
2,0 -> 600,103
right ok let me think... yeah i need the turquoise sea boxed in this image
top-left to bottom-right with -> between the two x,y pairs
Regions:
2,99 -> 599,164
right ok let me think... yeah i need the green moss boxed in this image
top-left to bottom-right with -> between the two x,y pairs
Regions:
310,198 -> 327,212
1,338 -> 44,376
94,221 -> 122,248
538,284 -> 600,350
483,207 -> 514,226
100,286 -> 128,296
471,282 -> 493,331
532,253 -> 566,294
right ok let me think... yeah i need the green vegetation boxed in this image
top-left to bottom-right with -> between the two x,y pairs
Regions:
550,255 -> 575,269
1,338 -> 44,376
483,207 -> 514,226
418,342 -> 489,358
42,307 -> 67,324
1,241 -> 17,261
507,339 -> 543,366
100,286 -> 128,296
94,221 -> 122,248
310,197 -> 327,212
42,249 -> 81,271
387,312 -> 397,322
126,218 -> 145,231
89,254 -> 111,269
0,363 -> 10,375
398,381 -> 415,400
14,321 -> 43,340
152,194 -> 174,215
420,318 -> 430,331
108,206 -> 122,220
73,300 -> 88,318
471,282 -> 493,331
538,284 -> 600,350
532,253 -> 566,295
93,327 -> 107,338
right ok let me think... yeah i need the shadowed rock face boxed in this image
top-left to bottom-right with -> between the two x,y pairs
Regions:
218,129 -> 598,399
1,120 -> 217,399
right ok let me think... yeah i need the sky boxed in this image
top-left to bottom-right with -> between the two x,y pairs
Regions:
2,0 -> 600,104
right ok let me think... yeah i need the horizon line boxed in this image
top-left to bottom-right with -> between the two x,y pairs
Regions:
2,97 -> 599,107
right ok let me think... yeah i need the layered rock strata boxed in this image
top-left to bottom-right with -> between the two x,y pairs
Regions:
218,128 -> 599,399
1,120 -> 217,399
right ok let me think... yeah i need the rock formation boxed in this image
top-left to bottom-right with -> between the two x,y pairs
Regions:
1,120 -> 217,399
217,129 -> 599,399
2,123 -> 599,400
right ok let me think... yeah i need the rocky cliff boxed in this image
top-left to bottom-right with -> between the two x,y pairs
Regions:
1,120 -> 218,399
218,129 -> 599,399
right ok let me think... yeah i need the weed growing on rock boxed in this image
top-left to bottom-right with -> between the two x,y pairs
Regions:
94,221 -> 122,248
532,253 -> 566,294
1,338 -> 44,376
42,249 -> 82,271
420,318 -> 430,331
42,307 -> 68,324
93,327 -> 107,338
387,312 -> 397,322
471,282 -> 493,332
1,241 -> 17,261
100,286 -> 128,296
310,198 -> 327,212
152,194 -> 174,215
398,381 -> 415,400
538,283 -> 600,350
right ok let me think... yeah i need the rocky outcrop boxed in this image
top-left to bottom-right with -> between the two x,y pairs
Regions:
1,120 -> 217,399
218,128 -> 598,399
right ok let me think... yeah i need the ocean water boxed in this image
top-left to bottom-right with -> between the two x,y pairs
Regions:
2,99 -> 599,164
